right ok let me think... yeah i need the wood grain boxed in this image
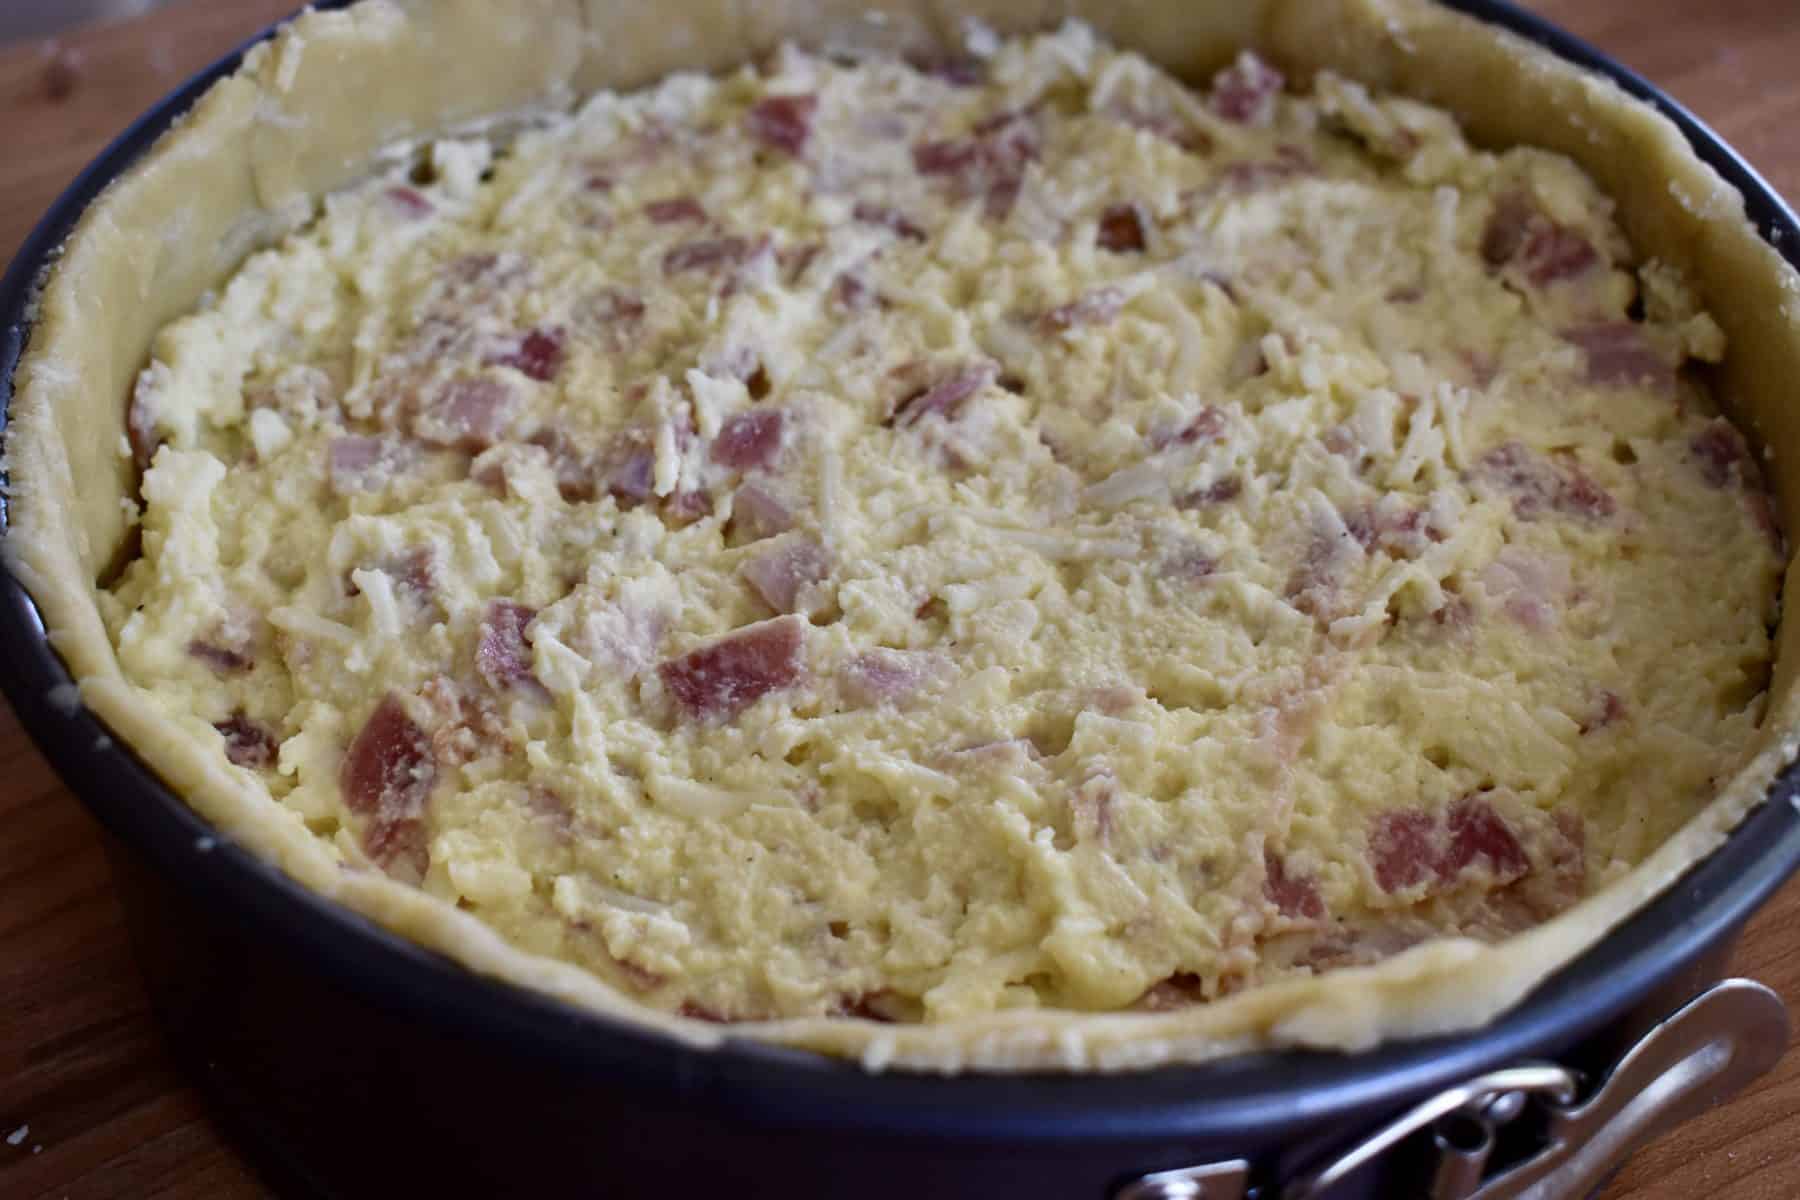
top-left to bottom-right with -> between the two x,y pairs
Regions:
0,2 -> 1795,1196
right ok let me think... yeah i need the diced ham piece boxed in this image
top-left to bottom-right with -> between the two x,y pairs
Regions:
832,272 -> 877,311
488,327 -> 565,383
730,480 -> 795,542
742,536 -> 830,613
414,376 -> 517,452
476,601 -> 544,694
1481,192 -> 1599,285
1371,796 -> 1530,895
1264,847 -> 1325,920
1096,203 -> 1147,252
608,449 -> 656,507
746,94 -> 819,157
912,110 -> 1040,220
188,640 -> 251,675
1472,442 -> 1616,523
659,616 -> 807,721
1175,475 -> 1243,509
665,488 -> 714,525
1564,323 -> 1673,390
664,236 -> 751,275
888,362 -> 996,428
1689,418 -> 1749,488
1480,192 -> 1535,266
216,713 -> 277,769
1039,288 -> 1126,334
852,201 -> 926,241
912,139 -> 982,175
779,242 -> 821,286
1369,809 -> 1442,893
1522,226 -> 1600,286
711,409 -> 786,470
1210,51 -> 1284,124
328,435 -> 414,495
340,693 -> 436,878
909,51 -> 986,87
837,648 -> 943,708
384,186 -> 434,219
646,195 -> 707,224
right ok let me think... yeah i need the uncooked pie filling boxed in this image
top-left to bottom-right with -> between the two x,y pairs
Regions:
105,25 -> 1783,1023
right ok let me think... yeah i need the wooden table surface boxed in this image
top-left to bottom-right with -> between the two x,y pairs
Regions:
0,1 -> 1796,1196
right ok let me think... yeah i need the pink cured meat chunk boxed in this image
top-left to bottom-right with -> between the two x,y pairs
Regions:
1564,323 -> 1673,390
416,377 -> 518,451
217,713 -> 278,769
646,195 -> 707,224
1096,203 -> 1147,253
911,111 -> 1040,219
837,648 -> 940,708
476,601 -> 543,693
1210,52 -> 1284,123
1481,192 -> 1600,286
1473,442 -> 1616,522
340,693 -> 436,876
1370,809 -> 1439,893
746,94 -> 819,157
1263,847 -> 1325,920
384,186 -> 434,219
189,639 -> 252,675
488,327 -> 566,383
329,435 -> 414,495
1370,797 -> 1530,895
664,237 -> 751,275
730,480 -> 795,541
711,409 -> 786,470
659,616 -> 807,721
888,363 -> 995,427
1150,406 -> 1225,450
742,537 -> 830,613
1174,475 -> 1242,509
1443,796 -> 1531,880
852,202 -> 927,241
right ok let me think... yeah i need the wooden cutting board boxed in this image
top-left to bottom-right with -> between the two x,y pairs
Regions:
0,2 -> 1796,1196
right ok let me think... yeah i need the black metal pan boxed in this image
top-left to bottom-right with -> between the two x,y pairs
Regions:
1,2 -> 1796,1196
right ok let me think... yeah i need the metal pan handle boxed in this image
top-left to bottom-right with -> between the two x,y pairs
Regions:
1115,978 -> 1789,1200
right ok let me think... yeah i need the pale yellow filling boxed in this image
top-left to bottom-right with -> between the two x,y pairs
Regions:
104,26 -> 1780,1023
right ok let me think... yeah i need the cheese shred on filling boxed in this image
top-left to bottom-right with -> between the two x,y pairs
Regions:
105,26 -> 1783,1024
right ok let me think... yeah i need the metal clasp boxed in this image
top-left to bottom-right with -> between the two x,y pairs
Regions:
1113,979 -> 1788,1200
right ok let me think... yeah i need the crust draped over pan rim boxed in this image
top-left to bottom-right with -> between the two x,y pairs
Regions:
5,0 -> 1799,1073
